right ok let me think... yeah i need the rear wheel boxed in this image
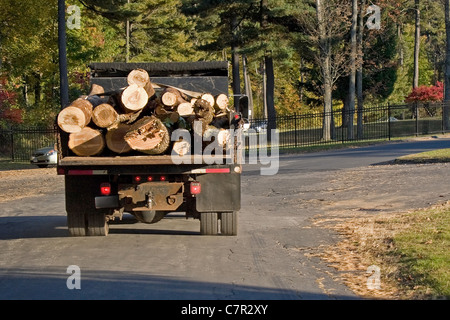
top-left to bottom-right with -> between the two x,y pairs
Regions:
67,211 -> 87,236
87,212 -> 109,236
220,211 -> 237,236
200,212 -> 218,235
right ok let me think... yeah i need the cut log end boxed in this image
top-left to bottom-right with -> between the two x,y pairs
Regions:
106,123 -> 132,154
121,84 -> 149,113
92,103 -> 119,128
57,106 -> 87,133
124,116 -> 170,154
68,127 -> 105,156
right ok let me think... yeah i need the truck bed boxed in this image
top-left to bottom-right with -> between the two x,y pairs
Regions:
59,155 -> 235,166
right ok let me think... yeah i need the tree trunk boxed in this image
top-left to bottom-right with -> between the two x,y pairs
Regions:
57,98 -> 93,133
357,0 -> 365,139
445,0 -> 450,130
124,116 -> 170,154
121,84 -> 150,113
68,127 -> 105,156
413,0 -> 420,89
105,123 -> 132,154
92,103 -> 119,128
316,0 -> 332,141
347,0 -> 357,140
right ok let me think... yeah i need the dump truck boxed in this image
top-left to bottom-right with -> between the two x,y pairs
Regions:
57,61 -> 243,236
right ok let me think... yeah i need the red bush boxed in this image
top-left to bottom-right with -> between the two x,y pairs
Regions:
405,82 -> 444,103
0,87 -> 23,124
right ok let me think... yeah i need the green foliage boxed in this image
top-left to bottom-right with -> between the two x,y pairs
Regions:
0,0 -> 448,125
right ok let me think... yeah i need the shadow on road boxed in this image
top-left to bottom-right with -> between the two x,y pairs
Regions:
0,266 -> 359,300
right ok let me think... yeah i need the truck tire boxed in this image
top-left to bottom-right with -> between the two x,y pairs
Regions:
200,212 -> 218,235
87,212 -> 109,236
67,211 -> 87,236
220,211 -> 237,236
133,211 -> 166,224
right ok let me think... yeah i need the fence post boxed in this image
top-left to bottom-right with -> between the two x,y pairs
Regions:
415,102 -> 419,136
294,113 -> 298,147
10,126 -> 14,161
388,103 -> 391,140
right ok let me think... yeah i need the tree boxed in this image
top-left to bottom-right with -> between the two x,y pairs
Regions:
445,0 -> 450,130
348,0 -> 358,140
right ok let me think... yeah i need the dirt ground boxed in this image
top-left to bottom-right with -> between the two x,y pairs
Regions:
0,167 -> 64,203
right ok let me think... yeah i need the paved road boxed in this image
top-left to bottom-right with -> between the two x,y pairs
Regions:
0,136 -> 449,301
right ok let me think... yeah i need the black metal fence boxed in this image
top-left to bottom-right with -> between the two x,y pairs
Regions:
245,102 -> 450,149
0,126 -> 58,162
0,103 -> 448,161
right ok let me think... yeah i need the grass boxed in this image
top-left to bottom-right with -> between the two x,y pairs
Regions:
395,148 -> 450,163
392,203 -> 450,298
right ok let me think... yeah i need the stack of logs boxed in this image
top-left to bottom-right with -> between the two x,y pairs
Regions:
57,69 -> 232,157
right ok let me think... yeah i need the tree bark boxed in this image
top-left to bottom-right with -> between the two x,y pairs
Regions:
413,0 -> 420,89
57,98 -> 93,133
347,0 -> 357,140
316,0 -> 332,141
357,0 -> 365,139
194,99 -> 214,124
68,127 -> 105,156
445,0 -> 450,130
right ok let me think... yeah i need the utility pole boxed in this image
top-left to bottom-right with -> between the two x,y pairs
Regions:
58,0 -> 69,109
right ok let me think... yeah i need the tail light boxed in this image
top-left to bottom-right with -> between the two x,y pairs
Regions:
190,182 -> 201,195
100,183 -> 111,196
134,176 -> 141,183
160,175 -> 166,181
147,176 -> 153,181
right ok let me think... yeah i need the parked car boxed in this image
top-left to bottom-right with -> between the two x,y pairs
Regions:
30,146 -> 58,168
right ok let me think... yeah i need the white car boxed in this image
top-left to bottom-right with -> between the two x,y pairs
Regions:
30,146 -> 58,168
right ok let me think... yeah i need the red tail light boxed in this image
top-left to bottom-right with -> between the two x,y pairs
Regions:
190,182 -> 201,195
147,176 -> 153,181
134,176 -> 141,183
100,183 -> 111,196
160,175 -> 166,181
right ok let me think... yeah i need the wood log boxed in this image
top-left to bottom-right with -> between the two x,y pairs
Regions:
172,139 -> 191,156
57,98 -> 93,133
92,103 -> 119,128
161,87 -> 187,108
68,127 -> 105,156
177,102 -> 194,116
121,84 -> 149,113
124,116 -> 170,154
89,84 -> 105,96
215,93 -> 229,111
194,99 -> 214,124
201,93 -> 215,108
127,68 -> 155,98
105,123 -> 132,154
